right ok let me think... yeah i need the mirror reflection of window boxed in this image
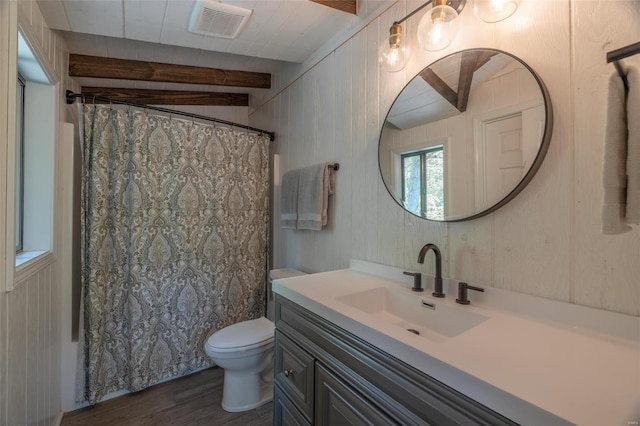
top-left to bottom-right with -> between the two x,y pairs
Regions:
401,146 -> 444,220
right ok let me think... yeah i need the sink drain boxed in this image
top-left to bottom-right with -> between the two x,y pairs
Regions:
407,328 -> 420,335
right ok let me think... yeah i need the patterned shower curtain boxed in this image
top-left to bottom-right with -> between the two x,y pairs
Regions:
78,104 -> 270,404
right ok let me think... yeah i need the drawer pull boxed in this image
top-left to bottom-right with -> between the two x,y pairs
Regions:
284,369 -> 294,378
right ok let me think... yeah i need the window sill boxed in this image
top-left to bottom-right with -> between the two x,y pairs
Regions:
16,250 -> 47,267
15,250 -> 55,286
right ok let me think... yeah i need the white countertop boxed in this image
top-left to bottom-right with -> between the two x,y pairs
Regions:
272,260 -> 640,426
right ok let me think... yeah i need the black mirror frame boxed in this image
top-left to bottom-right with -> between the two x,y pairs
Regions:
378,48 -> 554,222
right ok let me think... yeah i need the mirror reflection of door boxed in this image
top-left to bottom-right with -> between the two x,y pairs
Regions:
483,113 -> 523,207
475,104 -> 544,209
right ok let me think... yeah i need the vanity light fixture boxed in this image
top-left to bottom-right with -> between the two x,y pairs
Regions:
416,0 -> 462,52
378,0 -> 522,72
473,0 -> 521,23
378,23 -> 411,73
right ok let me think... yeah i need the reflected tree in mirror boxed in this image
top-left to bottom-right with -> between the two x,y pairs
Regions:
378,48 -> 552,222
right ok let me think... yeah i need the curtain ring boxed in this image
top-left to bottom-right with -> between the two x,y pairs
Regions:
92,96 -> 96,105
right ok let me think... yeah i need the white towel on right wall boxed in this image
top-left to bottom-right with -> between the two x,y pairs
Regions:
602,66 -> 639,234
625,67 -> 640,224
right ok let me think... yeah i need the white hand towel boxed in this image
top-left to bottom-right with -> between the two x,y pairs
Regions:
602,70 -> 632,234
297,163 -> 334,230
625,67 -> 640,224
321,164 -> 336,227
280,170 -> 299,229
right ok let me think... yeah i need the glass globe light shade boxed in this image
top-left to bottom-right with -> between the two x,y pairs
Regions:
417,4 -> 459,52
473,0 -> 521,23
378,24 -> 410,72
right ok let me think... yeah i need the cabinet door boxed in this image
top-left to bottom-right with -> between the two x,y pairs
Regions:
315,363 -> 396,426
274,384 -> 312,426
275,331 -> 315,422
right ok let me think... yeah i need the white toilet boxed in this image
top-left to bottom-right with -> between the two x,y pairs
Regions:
204,268 -> 306,412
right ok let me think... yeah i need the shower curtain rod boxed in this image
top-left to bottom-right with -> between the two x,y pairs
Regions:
65,90 -> 275,142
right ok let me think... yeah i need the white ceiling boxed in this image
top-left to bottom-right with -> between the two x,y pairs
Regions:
37,0 -> 389,64
387,53 -> 513,130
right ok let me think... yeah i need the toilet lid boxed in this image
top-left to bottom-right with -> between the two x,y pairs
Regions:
207,317 -> 274,350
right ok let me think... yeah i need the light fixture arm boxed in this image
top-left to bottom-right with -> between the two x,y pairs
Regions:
393,0 -> 465,26
393,0 -> 434,26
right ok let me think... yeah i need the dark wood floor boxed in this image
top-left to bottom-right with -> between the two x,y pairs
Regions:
61,367 -> 273,426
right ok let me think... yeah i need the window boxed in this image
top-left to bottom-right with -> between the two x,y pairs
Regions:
16,74 -> 25,253
13,30 -> 56,271
401,146 -> 444,220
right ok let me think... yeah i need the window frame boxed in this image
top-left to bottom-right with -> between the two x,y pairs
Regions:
15,73 -> 25,253
400,145 -> 444,218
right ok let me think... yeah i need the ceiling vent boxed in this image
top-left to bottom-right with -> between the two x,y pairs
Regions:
188,0 -> 252,39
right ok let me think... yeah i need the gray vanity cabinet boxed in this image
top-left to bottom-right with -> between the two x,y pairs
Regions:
315,363 -> 396,425
274,332 -> 315,422
274,384 -> 312,426
274,295 -> 518,426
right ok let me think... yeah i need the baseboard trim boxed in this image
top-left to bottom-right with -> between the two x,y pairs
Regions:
53,411 -> 64,426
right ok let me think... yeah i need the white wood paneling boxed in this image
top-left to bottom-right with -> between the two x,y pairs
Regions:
0,289 -> 6,426
376,3 -> 407,269
7,282 -> 27,425
1,1 -> 69,424
333,38 -> 354,268
364,21 -> 380,263
490,0 -> 572,301
349,30 -> 368,268
26,273 -> 39,426
313,54 -> 338,271
572,0 -> 640,316
252,0 -> 640,317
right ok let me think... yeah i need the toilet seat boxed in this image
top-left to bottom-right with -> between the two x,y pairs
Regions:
206,317 -> 274,353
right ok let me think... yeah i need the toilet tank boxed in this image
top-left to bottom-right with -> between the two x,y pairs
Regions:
267,269 -> 306,321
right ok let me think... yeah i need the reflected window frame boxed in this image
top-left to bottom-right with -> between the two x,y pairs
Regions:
401,146 -> 444,219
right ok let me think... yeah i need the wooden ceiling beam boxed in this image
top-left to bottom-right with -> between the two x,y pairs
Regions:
69,54 -> 271,89
421,68 -> 458,111
80,87 -> 249,106
456,51 -> 479,112
456,51 -> 498,112
310,0 -> 357,14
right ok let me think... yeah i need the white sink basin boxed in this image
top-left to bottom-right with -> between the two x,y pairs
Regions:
336,286 -> 489,342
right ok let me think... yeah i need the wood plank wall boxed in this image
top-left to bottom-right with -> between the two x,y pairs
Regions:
251,0 -> 640,317
1,0 -> 80,424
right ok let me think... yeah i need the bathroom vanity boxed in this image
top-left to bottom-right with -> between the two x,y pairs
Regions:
274,295 -> 517,425
272,260 -> 640,425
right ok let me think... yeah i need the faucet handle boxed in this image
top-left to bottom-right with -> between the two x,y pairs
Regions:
403,271 -> 424,292
456,282 -> 484,305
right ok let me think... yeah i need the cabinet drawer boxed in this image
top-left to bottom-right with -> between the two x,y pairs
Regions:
315,363 -> 396,426
275,330 -> 315,422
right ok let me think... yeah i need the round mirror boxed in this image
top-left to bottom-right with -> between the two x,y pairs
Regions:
379,49 -> 553,221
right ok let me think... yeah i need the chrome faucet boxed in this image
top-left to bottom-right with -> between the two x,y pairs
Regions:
417,243 -> 444,298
